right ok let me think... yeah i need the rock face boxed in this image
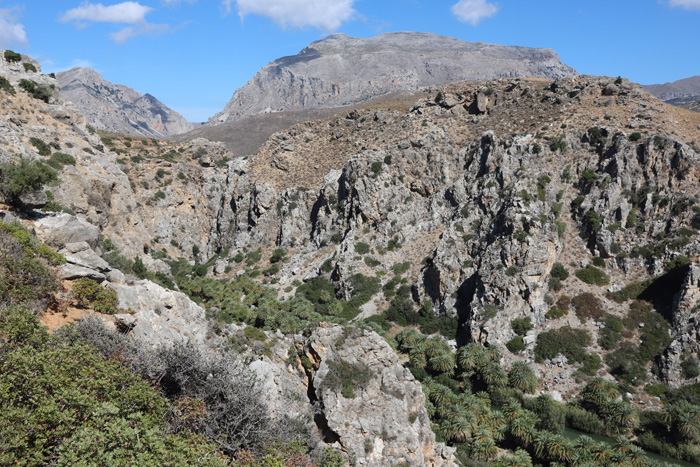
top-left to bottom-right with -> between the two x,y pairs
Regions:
56,67 -> 193,138
208,32 -> 577,124
251,324 -> 455,466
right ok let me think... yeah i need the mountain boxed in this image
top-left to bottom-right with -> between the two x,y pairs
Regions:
208,31 -> 577,124
644,75 -> 700,101
56,67 -> 193,138
6,47 -> 700,466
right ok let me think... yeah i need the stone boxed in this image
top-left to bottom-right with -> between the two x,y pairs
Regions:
35,214 -> 100,248
59,263 -> 106,282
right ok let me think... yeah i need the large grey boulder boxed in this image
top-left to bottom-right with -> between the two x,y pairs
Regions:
109,280 -> 209,348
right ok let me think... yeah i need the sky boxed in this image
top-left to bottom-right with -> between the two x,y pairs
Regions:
0,0 -> 698,122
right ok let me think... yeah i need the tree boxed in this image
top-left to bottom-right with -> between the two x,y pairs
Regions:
0,158 -> 58,206
508,361 -> 538,394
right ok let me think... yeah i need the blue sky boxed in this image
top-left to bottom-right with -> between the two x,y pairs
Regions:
1,0 -> 698,122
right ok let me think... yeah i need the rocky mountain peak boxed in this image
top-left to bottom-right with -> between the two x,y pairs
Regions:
56,67 -> 193,138
208,32 -> 577,124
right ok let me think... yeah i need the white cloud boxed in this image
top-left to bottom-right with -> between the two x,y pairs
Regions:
0,8 -> 28,47
109,23 -> 171,43
451,0 -> 499,26
59,2 -> 153,25
668,0 -> 700,10
225,0 -> 356,31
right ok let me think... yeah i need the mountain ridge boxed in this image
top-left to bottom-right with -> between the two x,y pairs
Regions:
56,67 -> 193,138
208,31 -> 577,124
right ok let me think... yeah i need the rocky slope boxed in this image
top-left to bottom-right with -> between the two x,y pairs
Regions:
1,54 -> 454,466
57,67 -> 193,138
208,32 -> 577,124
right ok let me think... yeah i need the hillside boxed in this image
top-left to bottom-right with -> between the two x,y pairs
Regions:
208,32 -> 577,125
56,67 -> 193,138
3,47 -> 700,466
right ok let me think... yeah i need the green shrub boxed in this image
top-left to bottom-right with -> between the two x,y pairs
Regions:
587,127 -> 605,146
0,75 -> 15,95
392,261 -> 410,275
506,336 -> 526,353
505,265 -> 520,276
19,79 -> 51,102
30,137 -> 51,156
322,360 -> 374,398
48,152 -> 76,169
0,233 -> 59,308
575,266 -> 609,285
580,169 -> 598,185
4,50 -> 21,62
566,405 -> 605,434
270,248 -> 286,263
321,258 -> 336,272
511,317 -> 533,336
550,262 -> 569,281
630,132 -> 642,142
598,313 -> 623,350
370,161 -> 382,175
354,242 -> 370,255
69,278 -> 119,314
591,256 -> 605,267
534,326 -> 591,363
22,62 -> 37,73
681,357 -> 700,379
654,135 -> 667,150
244,326 -> 267,341
0,158 -> 59,205
0,310 -> 227,466
549,136 -> 567,152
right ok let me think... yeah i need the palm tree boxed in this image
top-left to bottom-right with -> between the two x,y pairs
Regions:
508,361 -> 538,393
429,383 -> 452,406
495,448 -> 533,467
485,344 -> 502,362
581,377 -> 618,409
547,434 -> 573,463
665,400 -> 700,442
502,398 -> 522,422
396,329 -> 421,351
509,411 -> 539,446
409,349 -> 427,368
533,430 -> 553,459
604,400 -> 638,434
456,343 -> 486,371
481,361 -> 508,388
429,351 -> 455,373
471,426 -> 498,461
425,336 -> 448,358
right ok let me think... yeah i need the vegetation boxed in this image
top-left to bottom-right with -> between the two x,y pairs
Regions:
0,75 -> 15,94
4,49 -> 21,62
18,79 -> 52,102
69,277 -> 120,314
321,360 -> 373,398
575,266 -> 610,286
0,157 -> 59,205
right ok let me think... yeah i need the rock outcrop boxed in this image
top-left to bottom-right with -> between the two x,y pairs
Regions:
57,67 -> 193,138
249,324 -> 455,466
208,32 -> 577,124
